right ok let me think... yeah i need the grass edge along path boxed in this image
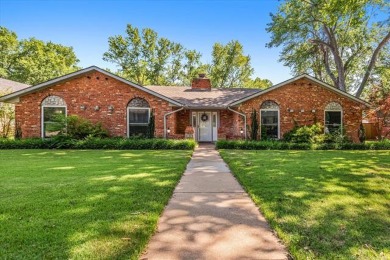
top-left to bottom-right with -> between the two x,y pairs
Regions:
220,150 -> 390,260
0,149 -> 192,259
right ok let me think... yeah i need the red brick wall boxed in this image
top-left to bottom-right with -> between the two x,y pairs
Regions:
219,110 -> 243,139
235,78 -> 364,142
15,71 -> 175,138
175,109 -> 190,135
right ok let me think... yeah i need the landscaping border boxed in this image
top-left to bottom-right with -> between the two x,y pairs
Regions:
0,138 -> 196,150
216,140 -> 390,150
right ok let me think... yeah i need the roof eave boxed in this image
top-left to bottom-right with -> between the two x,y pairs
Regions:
186,106 -> 228,110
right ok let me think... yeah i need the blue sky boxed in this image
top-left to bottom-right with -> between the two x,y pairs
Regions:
0,0 -> 292,84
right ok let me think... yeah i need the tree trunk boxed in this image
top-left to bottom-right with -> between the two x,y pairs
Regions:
355,31 -> 390,98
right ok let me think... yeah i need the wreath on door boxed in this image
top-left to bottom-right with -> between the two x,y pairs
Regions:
201,113 -> 209,122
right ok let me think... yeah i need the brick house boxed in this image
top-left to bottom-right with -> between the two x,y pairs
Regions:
0,66 -> 369,142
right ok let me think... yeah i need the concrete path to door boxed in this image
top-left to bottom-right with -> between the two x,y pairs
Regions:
142,144 -> 288,260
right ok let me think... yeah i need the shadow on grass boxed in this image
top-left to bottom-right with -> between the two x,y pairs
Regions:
221,150 -> 390,259
0,150 -> 192,259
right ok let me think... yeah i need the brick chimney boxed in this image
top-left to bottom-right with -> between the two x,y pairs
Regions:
192,74 -> 211,90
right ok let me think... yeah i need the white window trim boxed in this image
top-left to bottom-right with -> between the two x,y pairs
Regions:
260,108 -> 280,139
324,109 -> 343,134
127,107 -> 151,137
41,105 -> 67,138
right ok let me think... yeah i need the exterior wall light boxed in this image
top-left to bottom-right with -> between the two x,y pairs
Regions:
108,105 -> 114,113
80,105 -> 86,110
167,128 -> 171,139
94,106 -> 100,111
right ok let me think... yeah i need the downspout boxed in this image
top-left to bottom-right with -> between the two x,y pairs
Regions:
227,106 -> 247,140
164,106 -> 185,139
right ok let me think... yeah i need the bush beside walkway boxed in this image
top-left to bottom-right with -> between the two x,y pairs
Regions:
0,137 -> 196,150
216,139 -> 390,150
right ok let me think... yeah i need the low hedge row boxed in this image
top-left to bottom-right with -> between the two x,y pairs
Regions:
216,140 -> 390,150
0,137 -> 196,150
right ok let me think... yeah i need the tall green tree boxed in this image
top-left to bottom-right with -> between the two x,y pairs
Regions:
266,0 -> 390,97
245,77 -> 273,89
0,28 -> 18,79
104,24 -> 202,86
0,27 -> 79,85
0,88 -> 14,138
209,40 -> 254,88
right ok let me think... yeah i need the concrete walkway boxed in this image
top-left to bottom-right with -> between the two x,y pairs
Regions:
142,144 -> 287,260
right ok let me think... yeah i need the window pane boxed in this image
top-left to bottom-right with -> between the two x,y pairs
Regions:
192,115 -> 197,127
129,109 -> 149,124
129,125 -> 149,137
261,110 -> 278,125
325,111 -> 342,133
43,107 -> 66,138
262,125 -> 278,139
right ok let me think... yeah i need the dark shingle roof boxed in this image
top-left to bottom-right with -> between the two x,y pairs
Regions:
0,78 -> 30,92
145,85 -> 261,108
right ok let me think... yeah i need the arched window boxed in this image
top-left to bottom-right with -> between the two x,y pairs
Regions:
324,102 -> 343,134
127,98 -> 151,137
260,100 -> 279,139
41,96 -> 66,138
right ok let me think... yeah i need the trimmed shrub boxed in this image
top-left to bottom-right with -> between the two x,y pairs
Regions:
283,123 -> 323,143
249,109 -> 259,140
63,115 -> 109,139
216,140 -> 390,150
0,137 -> 196,150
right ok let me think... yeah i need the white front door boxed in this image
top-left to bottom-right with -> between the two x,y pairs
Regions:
198,112 -> 212,142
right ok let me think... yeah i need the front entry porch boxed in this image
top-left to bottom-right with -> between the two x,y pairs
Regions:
191,111 -> 218,142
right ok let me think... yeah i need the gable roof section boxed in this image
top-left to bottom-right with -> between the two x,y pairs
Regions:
145,85 -> 260,109
0,66 -> 183,106
228,74 -> 370,107
0,78 -> 30,93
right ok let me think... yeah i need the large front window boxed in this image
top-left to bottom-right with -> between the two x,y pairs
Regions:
324,102 -> 342,134
127,98 -> 151,137
260,101 -> 279,139
41,96 -> 66,138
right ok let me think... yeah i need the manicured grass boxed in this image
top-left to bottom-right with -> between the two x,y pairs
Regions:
220,150 -> 390,260
0,149 -> 192,259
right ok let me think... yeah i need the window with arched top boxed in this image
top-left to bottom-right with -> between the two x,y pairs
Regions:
127,98 -> 151,137
260,100 -> 280,139
324,102 -> 343,134
41,96 -> 67,138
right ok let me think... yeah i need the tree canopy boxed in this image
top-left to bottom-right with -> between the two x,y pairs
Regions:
208,40 -> 254,88
266,0 -> 390,97
103,24 -> 202,86
0,27 -> 79,85
104,24 -> 271,88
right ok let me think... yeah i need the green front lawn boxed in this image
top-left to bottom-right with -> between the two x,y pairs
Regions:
220,150 -> 390,260
0,150 -> 192,259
